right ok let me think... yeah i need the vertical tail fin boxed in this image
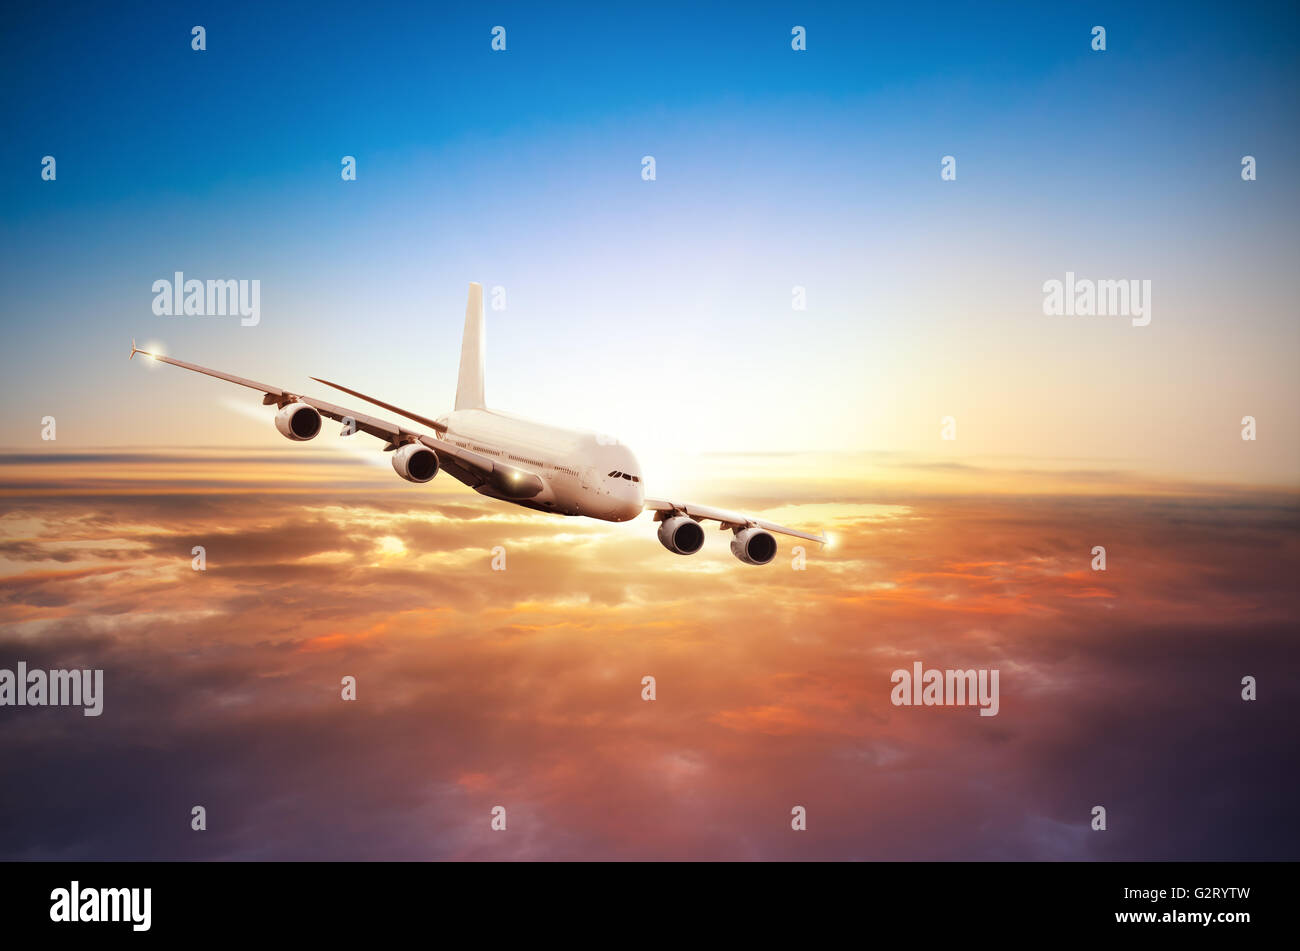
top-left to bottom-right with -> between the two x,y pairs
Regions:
455,282 -> 486,410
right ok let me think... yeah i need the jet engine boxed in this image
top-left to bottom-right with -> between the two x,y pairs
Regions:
730,526 -> 777,565
657,515 -> 705,555
274,402 -> 322,441
392,443 -> 440,483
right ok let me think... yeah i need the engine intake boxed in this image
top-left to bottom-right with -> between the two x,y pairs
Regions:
274,402 -> 322,441
731,526 -> 777,565
657,515 -> 705,555
392,443 -> 439,483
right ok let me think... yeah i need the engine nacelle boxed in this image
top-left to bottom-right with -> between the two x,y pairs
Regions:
657,515 -> 705,555
392,443 -> 440,483
274,402 -> 322,441
731,526 -> 777,565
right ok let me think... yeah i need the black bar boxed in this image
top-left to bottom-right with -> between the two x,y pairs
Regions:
0,861 -> 1282,939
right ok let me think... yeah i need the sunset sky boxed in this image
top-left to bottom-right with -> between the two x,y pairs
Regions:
1,1 -> 1298,860
3,1 -> 1298,482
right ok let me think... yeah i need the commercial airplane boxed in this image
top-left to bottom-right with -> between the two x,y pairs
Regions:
130,283 -> 826,564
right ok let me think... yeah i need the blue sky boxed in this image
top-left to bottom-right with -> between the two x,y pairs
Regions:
2,1 -> 1297,483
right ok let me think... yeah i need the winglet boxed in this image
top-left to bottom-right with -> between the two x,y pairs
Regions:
129,338 -> 139,360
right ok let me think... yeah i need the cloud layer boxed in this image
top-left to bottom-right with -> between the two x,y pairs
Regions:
1,452 -> 1296,860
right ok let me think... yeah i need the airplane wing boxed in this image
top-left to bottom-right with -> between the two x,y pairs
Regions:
308,375 -> 448,433
128,342 -> 539,494
643,497 -> 827,545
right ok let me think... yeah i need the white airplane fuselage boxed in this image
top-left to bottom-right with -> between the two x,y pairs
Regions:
435,407 -> 645,522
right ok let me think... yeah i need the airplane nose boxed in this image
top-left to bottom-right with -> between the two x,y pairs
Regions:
615,485 -> 643,521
